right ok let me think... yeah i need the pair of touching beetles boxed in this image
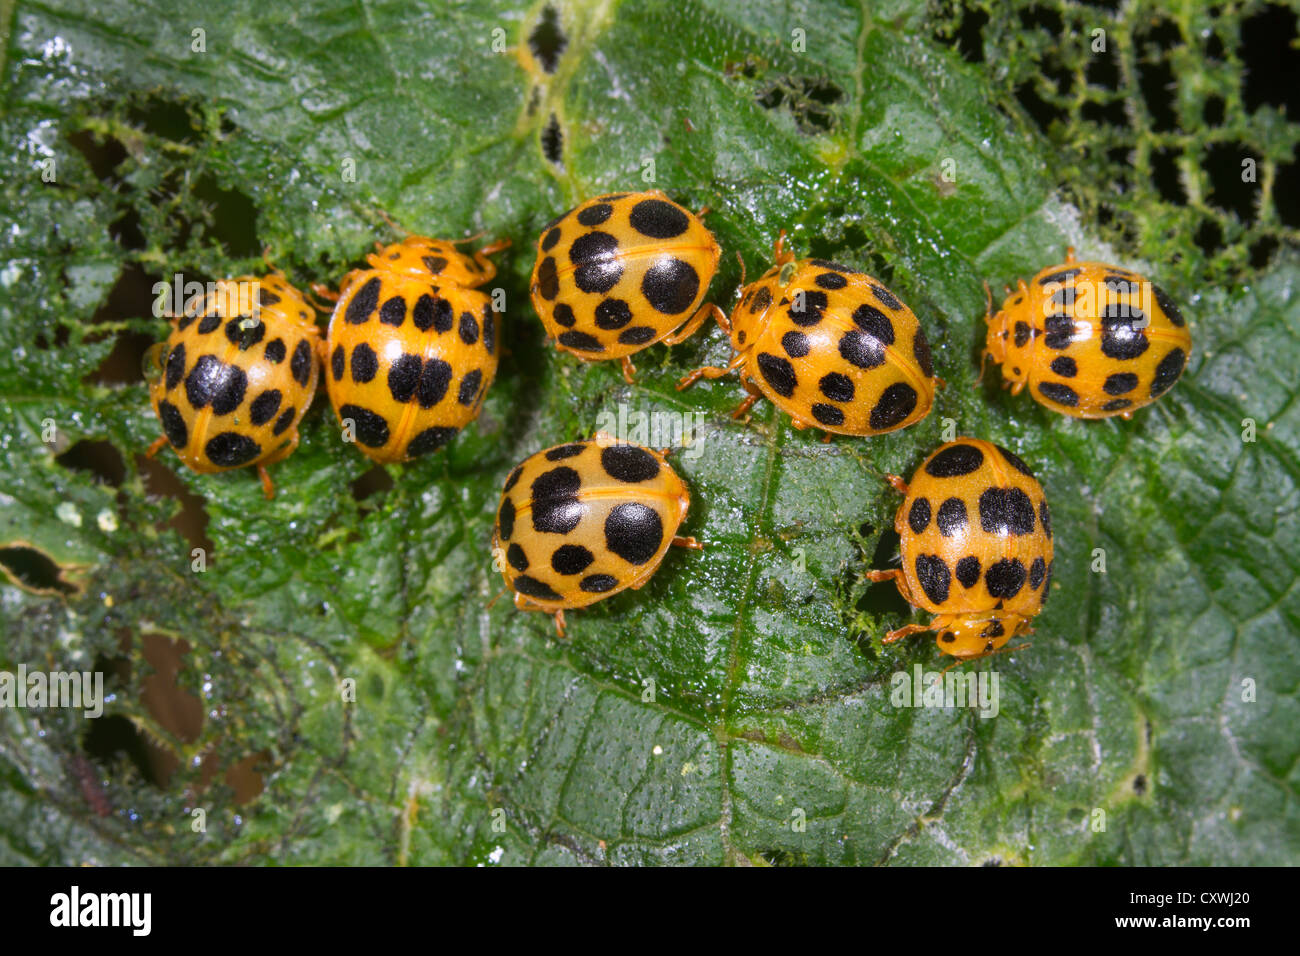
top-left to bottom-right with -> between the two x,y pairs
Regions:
147,190 -> 1191,662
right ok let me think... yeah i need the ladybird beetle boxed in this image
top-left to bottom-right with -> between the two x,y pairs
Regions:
325,235 -> 506,464
982,248 -> 1191,419
677,232 -> 936,436
491,435 -> 702,635
530,190 -> 723,382
866,438 -> 1054,661
146,271 -> 320,498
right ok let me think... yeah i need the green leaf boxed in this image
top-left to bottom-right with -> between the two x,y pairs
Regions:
1,0 -> 1297,865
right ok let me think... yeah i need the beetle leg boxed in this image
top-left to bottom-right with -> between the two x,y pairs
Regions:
671,535 -> 704,550
676,351 -> 745,391
553,608 -> 567,638
662,302 -> 724,346
258,465 -> 275,500
146,436 -> 168,458
620,355 -> 637,384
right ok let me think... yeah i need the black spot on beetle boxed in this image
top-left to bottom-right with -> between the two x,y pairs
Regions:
868,383 -> 918,431
380,295 -> 407,326
908,497 -> 931,534
457,369 -> 483,406
996,445 -> 1035,478
264,338 -> 286,364
871,284 -> 902,309
1152,284 -> 1184,326
1050,356 -> 1077,377
1037,382 -> 1079,407
423,255 -> 447,275
291,340 -> 312,385
497,497 -> 516,539
1038,267 -> 1081,286
346,277 -> 381,324
788,290 -> 828,326
594,298 -> 633,330
570,232 -> 623,294
546,443 -> 586,461
978,487 -> 1037,536
197,314 -> 221,335
811,403 -> 844,427
1102,398 -> 1133,411
985,558 -> 1027,599
1043,314 -> 1076,349
532,467 -> 585,534
416,358 -> 452,408
536,256 -> 560,300
552,303 -> 576,328
955,555 -> 981,588
409,294 -> 434,331
749,287 -> 773,314
913,329 -> 934,377
541,227 -> 562,252
1014,321 -> 1031,348
819,371 -> 853,402
601,445 -> 660,482
339,404 -> 390,448
387,354 -> 422,403
165,343 -> 186,390
936,497 -> 968,537
757,352 -> 797,397
558,330 -> 605,352
1104,372 -> 1139,394
158,400 -> 188,449
852,303 -> 895,343
1100,307 -> 1150,360
1029,556 -> 1046,589
839,330 -> 885,368
459,310 -> 479,345
513,574 -> 561,600
331,345 -> 344,381
619,326 -> 656,345
1150,347 -> 1186,397
503,466 -> 523,493
272,407 -> 296,436
782,330 -> 811,358
628,198 -> 690,238
249,388 -> 282,426
925,443 -> 984,477
580,573 -> 618,593
551,543 -> 595,575
641,257 -> 699,313
815,271 -> 847,289
507,543 -> 529,572
351,342 -> 378,384
577,202 -> 614,227
205,431 -> 261,468
604,502 -> 664,563
225,316 -> 264,349
408,426 -> 458,457
915,554 -> 951,604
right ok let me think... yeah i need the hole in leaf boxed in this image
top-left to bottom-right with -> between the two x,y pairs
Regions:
137,455 -> 215,556
83,715 -> 155,785
1275,159 -> 1300,228
66,128 -> 128,184
1250,235 -> 1278,268
1014,79 -> 1065,131
1136,53 -> 1178,132
541,112 -> 564,165
952,6 -> 988,64
1133,773 -> 1147,795
193,174 -> 260,259
1194,218 -> 1224,256
55,440 -> 126,488
1241,4 -> 1300,114
1203,94 -> 1225,126
0,546 -> 78,595
351,465 -> 394,506
1150,146 -> 1185,204
126,96 -> 202,144
1205,142 -> 1259,224
528,5 -> 568,74
84,262 -> 164,386
1082,94 -> 1126,127
757,76 -> 843,134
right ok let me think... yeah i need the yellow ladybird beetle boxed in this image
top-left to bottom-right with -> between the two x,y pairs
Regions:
982,248 -> 1191,418
867,438 -> 1054,661
146,270 -> 321,498
492,435 -> 702,635
677,232 -> 936,435
324,234 -> 507,463
530,190 -> 723,382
